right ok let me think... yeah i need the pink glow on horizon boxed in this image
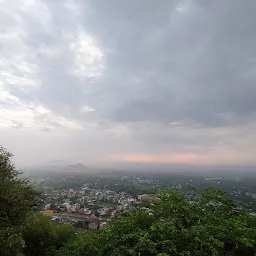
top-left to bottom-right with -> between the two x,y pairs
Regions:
110,153 -> 210,165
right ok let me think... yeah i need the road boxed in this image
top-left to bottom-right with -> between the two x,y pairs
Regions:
53,212 -> 107,222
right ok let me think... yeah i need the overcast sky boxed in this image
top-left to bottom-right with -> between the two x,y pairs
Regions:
1,0 -> 256,168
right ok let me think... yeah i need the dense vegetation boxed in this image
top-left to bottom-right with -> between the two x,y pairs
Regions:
0,147 -> 39,255
1,147 -> 256,255
0,147 -> 74,256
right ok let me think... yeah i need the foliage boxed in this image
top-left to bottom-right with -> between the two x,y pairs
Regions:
22,214 -> 75,256
0,147 -> 40,255
58,232 -> 102,256
0,147 -> 74,256
59,189 -> 256,256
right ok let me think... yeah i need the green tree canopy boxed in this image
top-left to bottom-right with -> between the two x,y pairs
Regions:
0,147 -> 40,255
23,214 -> 75,256
0,147 -> 74,256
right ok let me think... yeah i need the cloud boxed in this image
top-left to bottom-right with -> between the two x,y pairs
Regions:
1,0 -> 256,167
77,0 -> 256,128
70,27 -> 104,78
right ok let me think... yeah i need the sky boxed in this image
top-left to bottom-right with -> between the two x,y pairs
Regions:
1,0 -> 256,168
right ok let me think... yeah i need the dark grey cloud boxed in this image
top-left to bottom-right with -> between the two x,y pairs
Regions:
75,0 -> 256,127
4,0 -> 256,127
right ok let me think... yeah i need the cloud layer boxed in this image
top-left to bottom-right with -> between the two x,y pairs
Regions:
1,0 -> 256,168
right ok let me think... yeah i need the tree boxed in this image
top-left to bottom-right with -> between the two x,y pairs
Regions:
49,203 -> 55,211
0,147 -> 75,256
0,147 -> 40,255
22,214 -> 75,256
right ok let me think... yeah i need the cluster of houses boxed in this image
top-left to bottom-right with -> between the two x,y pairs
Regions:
43,184 -> 154,230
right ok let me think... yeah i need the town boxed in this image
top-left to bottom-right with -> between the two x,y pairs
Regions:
29,171 -> 256,232
43,184 -> 150,231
